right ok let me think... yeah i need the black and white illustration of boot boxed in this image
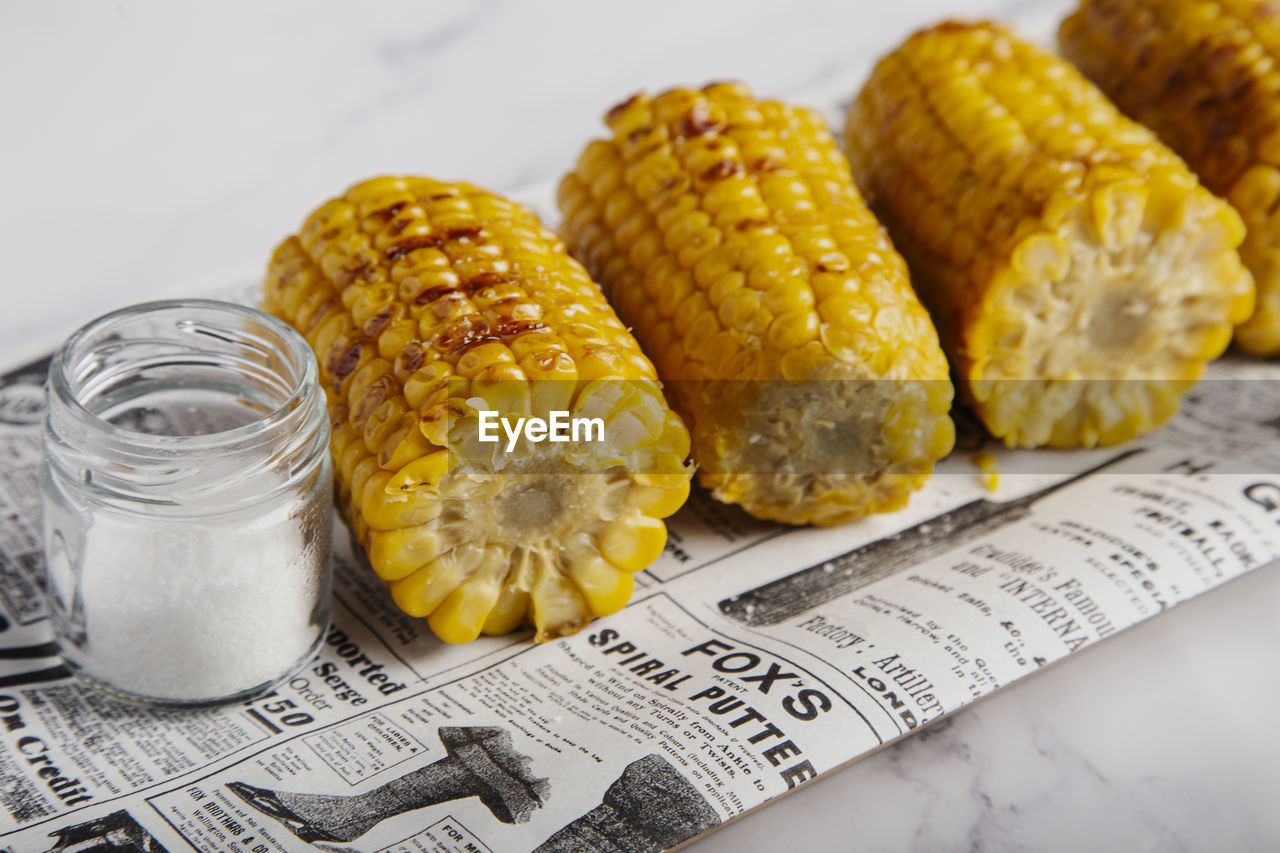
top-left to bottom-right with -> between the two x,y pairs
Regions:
534,754 -> 720,852
229,726 -> 549,844
43,808 -> 169,853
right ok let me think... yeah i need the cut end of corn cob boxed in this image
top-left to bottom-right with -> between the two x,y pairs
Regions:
558,82 -> 955,526
264,176 -> 691,643
847,21 -> 1254,448
1060,0 -> 1280,356
678,376 -> 954,525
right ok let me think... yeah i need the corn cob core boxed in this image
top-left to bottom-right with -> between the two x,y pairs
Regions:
1061,0 -> 1280,355
846,21 -> 1255,448
558,83 -> 955,526
263,177 -> 691,644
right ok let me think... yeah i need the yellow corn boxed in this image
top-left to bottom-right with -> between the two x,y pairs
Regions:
846,21 -> 1255,448
558,83 -> 955,527
973,452 -> 1000,492
263,176 -> 691,643
1060,0 -> 1280,355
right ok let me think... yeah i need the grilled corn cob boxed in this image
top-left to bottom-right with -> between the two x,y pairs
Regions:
558,83 -> 955,526
1061,0 -> 1280,355
262,176 -> 691,644
845,21 -> 1255,447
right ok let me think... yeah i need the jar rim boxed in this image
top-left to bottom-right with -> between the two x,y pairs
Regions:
48,298 -> 320,452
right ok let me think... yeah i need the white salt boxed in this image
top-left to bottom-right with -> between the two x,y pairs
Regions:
71,496 -> 330,703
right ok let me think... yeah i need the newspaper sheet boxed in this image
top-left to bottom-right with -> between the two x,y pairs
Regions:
3,40 -> 1280,853
4,318 -> 1279,853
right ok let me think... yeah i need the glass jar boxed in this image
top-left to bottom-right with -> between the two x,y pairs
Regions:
40,299 -> 333,707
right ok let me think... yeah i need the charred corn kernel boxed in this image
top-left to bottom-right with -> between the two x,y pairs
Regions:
386,450 -> 450,492
1060,0 -> 1280,354
263,176 -> 692,644
380,415 -> 435,470
846,22 -> 1254,448
559,83 -> 955,526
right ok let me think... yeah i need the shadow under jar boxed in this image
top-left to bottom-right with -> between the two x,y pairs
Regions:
40,299 -> 333,707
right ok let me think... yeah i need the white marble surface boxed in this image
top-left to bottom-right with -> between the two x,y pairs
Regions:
3,1 -> 1279,850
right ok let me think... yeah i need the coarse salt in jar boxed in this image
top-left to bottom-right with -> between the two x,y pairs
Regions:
40,299 -> 333,706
